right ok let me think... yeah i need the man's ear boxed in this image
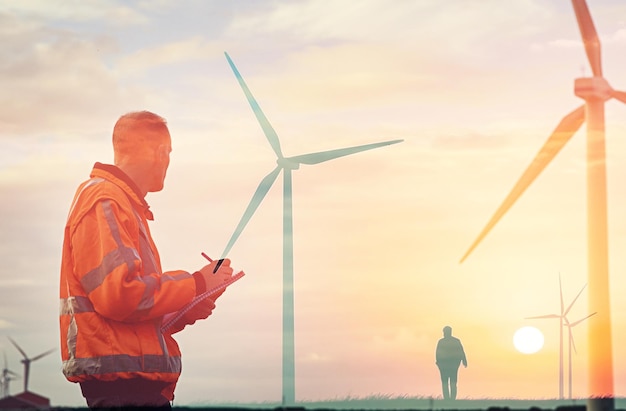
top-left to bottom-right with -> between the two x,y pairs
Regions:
156,143 -> 168,161
156,144 -> 165,160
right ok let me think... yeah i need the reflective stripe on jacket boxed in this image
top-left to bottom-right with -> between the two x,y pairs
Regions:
59,163 -> 196,397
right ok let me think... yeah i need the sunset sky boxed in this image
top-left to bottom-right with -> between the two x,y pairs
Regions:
1,0 -> 626,407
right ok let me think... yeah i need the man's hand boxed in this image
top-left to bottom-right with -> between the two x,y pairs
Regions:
183,298 -> 216,323
198,258 -> 234,301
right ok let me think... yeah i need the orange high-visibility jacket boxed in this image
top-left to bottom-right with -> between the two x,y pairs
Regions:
59,163 -> 204,399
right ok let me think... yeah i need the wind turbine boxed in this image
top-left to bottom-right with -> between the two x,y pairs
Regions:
1,352 -> 20,398
525,276 -> 593,399
565,311 -> 596,400
221,52 -> 402,405
459,1 -> 623,406
8,337 -> 54,392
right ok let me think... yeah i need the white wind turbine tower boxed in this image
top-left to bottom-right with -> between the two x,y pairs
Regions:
8,337 -> 54,393
459,1 -> 624,408
526,276 -> 594,400
221,52 -> 403,405
1,352 -> 19,398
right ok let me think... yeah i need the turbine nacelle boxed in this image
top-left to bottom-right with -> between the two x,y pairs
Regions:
574,77 -> 612,101
277,158 -> 300,170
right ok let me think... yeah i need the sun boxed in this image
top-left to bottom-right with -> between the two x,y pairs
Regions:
513,326 -> 544,354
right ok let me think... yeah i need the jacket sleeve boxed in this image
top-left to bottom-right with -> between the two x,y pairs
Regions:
70,198 -> 196,322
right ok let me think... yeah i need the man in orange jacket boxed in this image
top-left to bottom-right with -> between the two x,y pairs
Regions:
59,111 -> 234,409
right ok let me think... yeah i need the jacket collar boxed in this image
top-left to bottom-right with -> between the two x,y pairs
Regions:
90,162 -> 154,220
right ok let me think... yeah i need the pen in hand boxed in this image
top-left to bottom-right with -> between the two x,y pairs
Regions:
201,252 -> 224,274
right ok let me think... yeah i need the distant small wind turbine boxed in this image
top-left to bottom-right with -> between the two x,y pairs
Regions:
564,311 -> 596,399
460,1 -> 623,405
8,337 -> 54,392
1,352 -> 19,398
221,52 -> 403,405
526,275 -> 594,399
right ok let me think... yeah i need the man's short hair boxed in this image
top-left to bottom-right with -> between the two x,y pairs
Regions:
112,111 -> 170,159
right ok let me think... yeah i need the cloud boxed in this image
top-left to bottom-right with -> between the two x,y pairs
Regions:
300,352 -> 331,364
432,132 -> 517,153
228,1 -> 426,43
117,36 -> 221,75
0,12 -> 146,138
531,38 -> 581,52
529,4 -> 626,52
0,319 -> 16,329
244,44 -> 436,110
3,0 -> 148,25
217,1 -> 574,119
606,27 -> 626,44
227,0 -> 550,54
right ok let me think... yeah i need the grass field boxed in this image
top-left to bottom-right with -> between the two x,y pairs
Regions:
179,396 -> 626,411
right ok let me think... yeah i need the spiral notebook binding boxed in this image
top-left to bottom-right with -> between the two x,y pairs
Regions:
161,271 -> 245,332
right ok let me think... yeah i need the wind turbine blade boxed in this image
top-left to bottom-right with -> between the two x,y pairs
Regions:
225,52 -> 284,159
287,139 -> 404,165
571,0 -> 602,76
570,311 -> 597,328
569,326 -> 578,355
564,283 -> 587,317
459,105 -> 585,263
7,337 -> 27,359
610,89 -> 626,104
220,166 -> 282,258
526,314 -> 561,319
30,348 -> 55,362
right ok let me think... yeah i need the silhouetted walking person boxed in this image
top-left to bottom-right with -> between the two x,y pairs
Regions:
436,326 -> 467,400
